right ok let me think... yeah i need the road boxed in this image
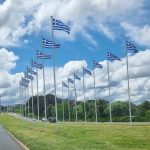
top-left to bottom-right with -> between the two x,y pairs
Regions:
0,124 -> 24,150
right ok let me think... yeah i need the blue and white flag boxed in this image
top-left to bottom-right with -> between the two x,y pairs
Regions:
107,52 -> 121,61
83,68 -> 92,75
93,60 -> 103,69
21,77 -> 30,84
74,73 -> 81,80
52,17 -> 70,34
62,82 -> 68,88
24,72 -> 34,80
68,78 -> 74,84
27,67 -> 37,76
126,41 -> 138,53
20,81 -> 28,87
36,50 -> 51,59
42,38 -> 60,48
31,60 -> 43,69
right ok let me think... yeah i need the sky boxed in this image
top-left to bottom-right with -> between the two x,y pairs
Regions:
0,0 -> 150,105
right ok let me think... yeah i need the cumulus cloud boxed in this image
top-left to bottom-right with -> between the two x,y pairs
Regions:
1,48 -> 150,105
20,49 -> 150,105
0,0 -> 146,46
0,48 -> 20,104
121,22 -> 150,47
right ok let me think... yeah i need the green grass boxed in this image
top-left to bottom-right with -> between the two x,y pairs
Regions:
0,114 -> 150,150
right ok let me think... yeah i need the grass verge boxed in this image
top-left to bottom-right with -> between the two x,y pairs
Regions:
0,114 -> 150,150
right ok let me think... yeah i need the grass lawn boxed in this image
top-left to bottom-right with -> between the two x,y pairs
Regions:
0,114 -> 150,150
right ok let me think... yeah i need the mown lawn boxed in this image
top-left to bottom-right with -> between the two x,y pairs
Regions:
0,114 -> 150,150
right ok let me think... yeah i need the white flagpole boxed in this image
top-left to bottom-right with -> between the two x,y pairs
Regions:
21,86 -> 23,116
93,69 -> 98,122
107,59 -> 112,122
62,81 -> 65,122
68,81 -> 70,122
125,44 -> 132,123
36,54 -> 40,120
73,74 -> 78,122
31,78 -> 34,119
31,62 -> 34,119
25,86 -> 27,117
19,85 -> 22,116
27,85 -> 29,117
83,69 -> 87,122
21,86 -> 24,116
51,16 -> 58,122
62,82 -> 64,122
41,44 -> 47,119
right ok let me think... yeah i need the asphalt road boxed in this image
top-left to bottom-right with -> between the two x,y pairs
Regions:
0,124 -> 24,150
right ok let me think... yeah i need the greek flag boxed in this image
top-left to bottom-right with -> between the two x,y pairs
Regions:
36,50 -> 51,59
43,38 -> 60,48
83,68 -> 92,75
126,41 -> 138,53
24,72 -> 34,80
107,52 -> 121,61
31,60 -> 43,69
52,17 -> 70,34
27,67 -> 37,76
20,81 -> 28,87
93,60 -> 103,69
62,82 -> 68,88
42,38 -> 53,48
21,77 -> 30,84
68,78 -> 74,84
74,73 -> 81,80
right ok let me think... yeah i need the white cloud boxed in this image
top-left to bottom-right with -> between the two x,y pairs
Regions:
1,48 -> 150,105
0,0 -> 146,46
121,22 -> 150,47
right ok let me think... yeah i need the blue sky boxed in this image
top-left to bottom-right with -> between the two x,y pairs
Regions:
0,0 -> 150,104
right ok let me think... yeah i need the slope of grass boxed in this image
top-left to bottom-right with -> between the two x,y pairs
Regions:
0,114 -> 150,150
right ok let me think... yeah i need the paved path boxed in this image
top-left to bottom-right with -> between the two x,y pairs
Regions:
0,124 -> 24,150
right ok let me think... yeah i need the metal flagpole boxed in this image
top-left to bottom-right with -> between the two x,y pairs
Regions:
51,16 -> 58,122
107,59 -> 112,122
74,74 -> 78,122
27,85 -> 30,117
31,76 -> 34,119
20,86 -> 23,116
21,86 -> 24,116
93,69 -> 98,122
19,86 -> 22,116
36,55 -> 40,120
41,43 -> 47,119
67,81 -> 70,122
25,86 -> 27,117
83,69 -> 87,122
62,82 -> 64,122
125,44 -> 132,123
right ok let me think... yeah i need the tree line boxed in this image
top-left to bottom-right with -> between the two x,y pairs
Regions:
3,94 -> 150,122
